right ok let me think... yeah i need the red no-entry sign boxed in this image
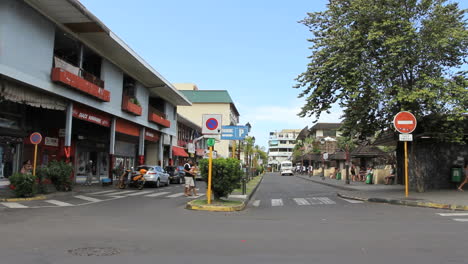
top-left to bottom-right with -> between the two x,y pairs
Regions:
393,111 -> 417,134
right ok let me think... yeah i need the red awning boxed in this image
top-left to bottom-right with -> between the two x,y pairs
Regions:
172,146 -> 189,157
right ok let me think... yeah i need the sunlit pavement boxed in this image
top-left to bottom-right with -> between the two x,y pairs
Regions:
0,172 -> 465,264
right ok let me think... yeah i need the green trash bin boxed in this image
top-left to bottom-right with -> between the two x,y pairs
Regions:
336,172 -> 342,180
451,168 -> 463,182
366,173 -> 373,184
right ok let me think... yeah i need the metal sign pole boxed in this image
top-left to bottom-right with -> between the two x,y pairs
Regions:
33,144 -> 38,176
207,146 -> 213,204
404,141 -> 409,197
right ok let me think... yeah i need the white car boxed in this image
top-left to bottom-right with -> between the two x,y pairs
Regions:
135,165 -> 170,188
280,161 -> 294,176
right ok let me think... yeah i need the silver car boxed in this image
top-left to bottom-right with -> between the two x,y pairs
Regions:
135,165 -> 170,188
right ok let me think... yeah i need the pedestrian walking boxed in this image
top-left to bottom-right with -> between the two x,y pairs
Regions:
350,164 -> 357,181
457,162 -> 468,191
183,159 -> 196,196
385,164 -> 396,185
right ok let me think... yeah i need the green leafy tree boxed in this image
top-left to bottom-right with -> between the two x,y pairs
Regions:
295,0 -> 468,142
199,158 -> 242,200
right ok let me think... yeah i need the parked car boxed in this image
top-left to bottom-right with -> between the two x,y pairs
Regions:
165,166 -> 185,184
135,165 -> 170,187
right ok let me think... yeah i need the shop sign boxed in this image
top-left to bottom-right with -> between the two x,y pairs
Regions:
187,143 -> 195,154
145,130 -> 160,142
73,106 -> 110,127
59,129 -> 66,137
44,137 -> 59,147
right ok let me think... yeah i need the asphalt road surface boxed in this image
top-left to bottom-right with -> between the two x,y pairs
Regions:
0,172 -> 466,264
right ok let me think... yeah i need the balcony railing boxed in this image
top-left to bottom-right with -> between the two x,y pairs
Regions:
122,96 -> 142,116
148,106 -> 170,128
51,56 -> 110,102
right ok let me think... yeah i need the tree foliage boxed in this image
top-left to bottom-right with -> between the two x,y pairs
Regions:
295,0 -> 468,142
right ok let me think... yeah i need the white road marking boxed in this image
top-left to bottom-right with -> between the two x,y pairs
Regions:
341,198 -> 364,204
252,200 -> 261,207
317,197 -> 336,205
271,199 -> 283,207
44,200 -> 73,207
74,195 -> 102,203
1,202 -> 28,208
166,193 -> 185,198
145,192 -> 170,197
104,190 -> 136,196
126,190 -> 154,196
453,219 -> 468,222
294,198 -> 311,206
89,190 -> 117,195
438,213 -> 468,217
306,198 -> 324,205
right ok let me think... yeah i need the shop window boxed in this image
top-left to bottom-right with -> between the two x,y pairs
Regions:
53,30 -> 103,87
323,130 -> 337,137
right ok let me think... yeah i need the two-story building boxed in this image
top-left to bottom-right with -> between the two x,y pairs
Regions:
0,0 -> 191,183
174,83 -> 240,158
175,114 -> 206,165
267,129 -> 301,168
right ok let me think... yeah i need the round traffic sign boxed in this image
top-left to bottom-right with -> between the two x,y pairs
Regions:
206,118 -> 219,131
393,111 -> 417,134
30,132 -> 42,145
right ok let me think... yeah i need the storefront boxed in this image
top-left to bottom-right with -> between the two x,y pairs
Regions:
72,104 -> 111,184
111,118 -> 141,179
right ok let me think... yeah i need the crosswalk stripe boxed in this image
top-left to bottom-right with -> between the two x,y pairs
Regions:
293,198 -> 311,206
453,218 -> 468,222
252,200 -> 261,207
438,213 -> 468,217
44,200 -> 73,207
126,191 -> 154,196
1,202 -> 28,208
271,199 -> 283,206
145,192 -> 170,197
317,197 -> 336,204
166,193 -> 185,198
306,198 -> 324,205
74,195 -> 102,202
104,190 -> 136,196
340,198 -> 364,204
89,190 -> 117,195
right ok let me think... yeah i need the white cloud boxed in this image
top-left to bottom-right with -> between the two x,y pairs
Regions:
238,99 -> 343,148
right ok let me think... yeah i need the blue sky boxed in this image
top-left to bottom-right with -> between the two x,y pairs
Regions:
79,0 -> 466,149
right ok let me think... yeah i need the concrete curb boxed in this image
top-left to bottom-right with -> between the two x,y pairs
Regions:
185,174 -> 264,212
0,195 -> 47,202
186,200 -> 246,212
337,193 -> 468,211
297,175 -> 356,191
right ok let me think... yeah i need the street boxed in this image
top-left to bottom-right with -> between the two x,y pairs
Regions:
0,172 -> 466,264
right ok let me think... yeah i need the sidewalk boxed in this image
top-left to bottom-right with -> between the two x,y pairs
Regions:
0,181 -> 117,201
297,175 -> 468,211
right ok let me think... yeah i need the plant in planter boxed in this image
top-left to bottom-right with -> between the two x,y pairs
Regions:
35,167 -> 49,194
47,161 -> 73,191
130,97 -> 141,106
8,173 -> 37,197
199,158 -> 242,200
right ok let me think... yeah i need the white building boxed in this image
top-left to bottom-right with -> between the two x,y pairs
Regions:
267,129 -> 302,169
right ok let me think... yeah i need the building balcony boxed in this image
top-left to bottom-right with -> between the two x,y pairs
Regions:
122,96 -> 142,116
51,67 -> 110,102
148,107 -> 170,128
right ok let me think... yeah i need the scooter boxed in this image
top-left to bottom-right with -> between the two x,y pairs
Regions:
118,169 -> 146,190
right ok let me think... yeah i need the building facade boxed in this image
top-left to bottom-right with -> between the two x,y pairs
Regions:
175,114 -> 206,165
174,84 -> 240,158
0,0 -> 191,183
268,129 -> 302,168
